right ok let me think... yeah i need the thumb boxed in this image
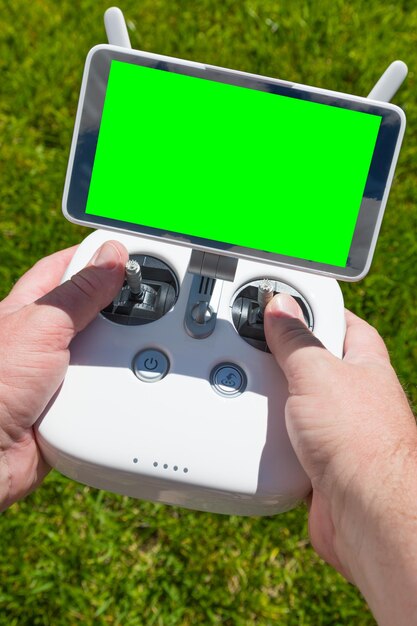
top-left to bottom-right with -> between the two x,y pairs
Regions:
264,293 -> 333,386
33,240 -> 129,345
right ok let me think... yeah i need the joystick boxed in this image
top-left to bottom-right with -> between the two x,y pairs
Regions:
232,279 -> 313,352
125,259 -> 143,297
257,280 -> 274,314
101,254 -> 178,325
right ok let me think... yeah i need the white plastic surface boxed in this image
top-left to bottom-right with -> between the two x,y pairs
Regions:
36,230 -> 346,516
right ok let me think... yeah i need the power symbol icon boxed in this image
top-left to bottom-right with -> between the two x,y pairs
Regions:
133,349 -> 170,382
144,357 -> 158,371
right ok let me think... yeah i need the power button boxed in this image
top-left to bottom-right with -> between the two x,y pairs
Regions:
133,349 -> 170,382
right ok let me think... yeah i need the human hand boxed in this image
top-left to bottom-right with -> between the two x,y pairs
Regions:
264,294 -> 417,626
0,241 -> 128,511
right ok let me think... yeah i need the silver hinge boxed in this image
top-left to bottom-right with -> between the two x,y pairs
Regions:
188,250 -> 238,282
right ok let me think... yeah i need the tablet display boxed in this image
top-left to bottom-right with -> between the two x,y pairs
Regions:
65,46 -> 405,280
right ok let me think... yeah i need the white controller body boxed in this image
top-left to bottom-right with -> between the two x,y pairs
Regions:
36,229 -> 345,516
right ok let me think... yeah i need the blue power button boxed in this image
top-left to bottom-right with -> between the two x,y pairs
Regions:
133,349 -> 170,382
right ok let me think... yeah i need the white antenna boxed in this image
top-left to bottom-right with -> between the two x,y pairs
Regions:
104,7 -> 132,48
103,7 -> 407,102
368,60 -> 408,102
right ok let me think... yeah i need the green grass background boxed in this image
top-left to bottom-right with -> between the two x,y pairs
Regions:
0,1 -> 416,624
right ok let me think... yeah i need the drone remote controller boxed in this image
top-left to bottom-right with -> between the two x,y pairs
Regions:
37,229 -> 345,515
36,7 -> 407,516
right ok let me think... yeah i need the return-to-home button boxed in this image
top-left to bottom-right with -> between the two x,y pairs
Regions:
210,363 -> 247,397
133,349 -> 170,382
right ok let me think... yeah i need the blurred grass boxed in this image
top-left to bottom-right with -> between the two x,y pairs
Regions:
0,0 -> 416,624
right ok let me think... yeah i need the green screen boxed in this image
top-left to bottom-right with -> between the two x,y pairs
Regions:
86,60 -> 382,267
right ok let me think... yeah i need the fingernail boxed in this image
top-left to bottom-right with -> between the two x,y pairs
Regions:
90,242 -> 120,269
268,293 -> 302,318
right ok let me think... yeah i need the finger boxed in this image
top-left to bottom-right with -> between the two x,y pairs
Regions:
29,240 -> 129,348
343,309 -> 390,365
264,293 -> 333,384
1,246 -> 79,314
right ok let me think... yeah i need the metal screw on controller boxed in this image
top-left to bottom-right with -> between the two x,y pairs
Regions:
257,279 -> 274,317
125,259 -> 143,299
